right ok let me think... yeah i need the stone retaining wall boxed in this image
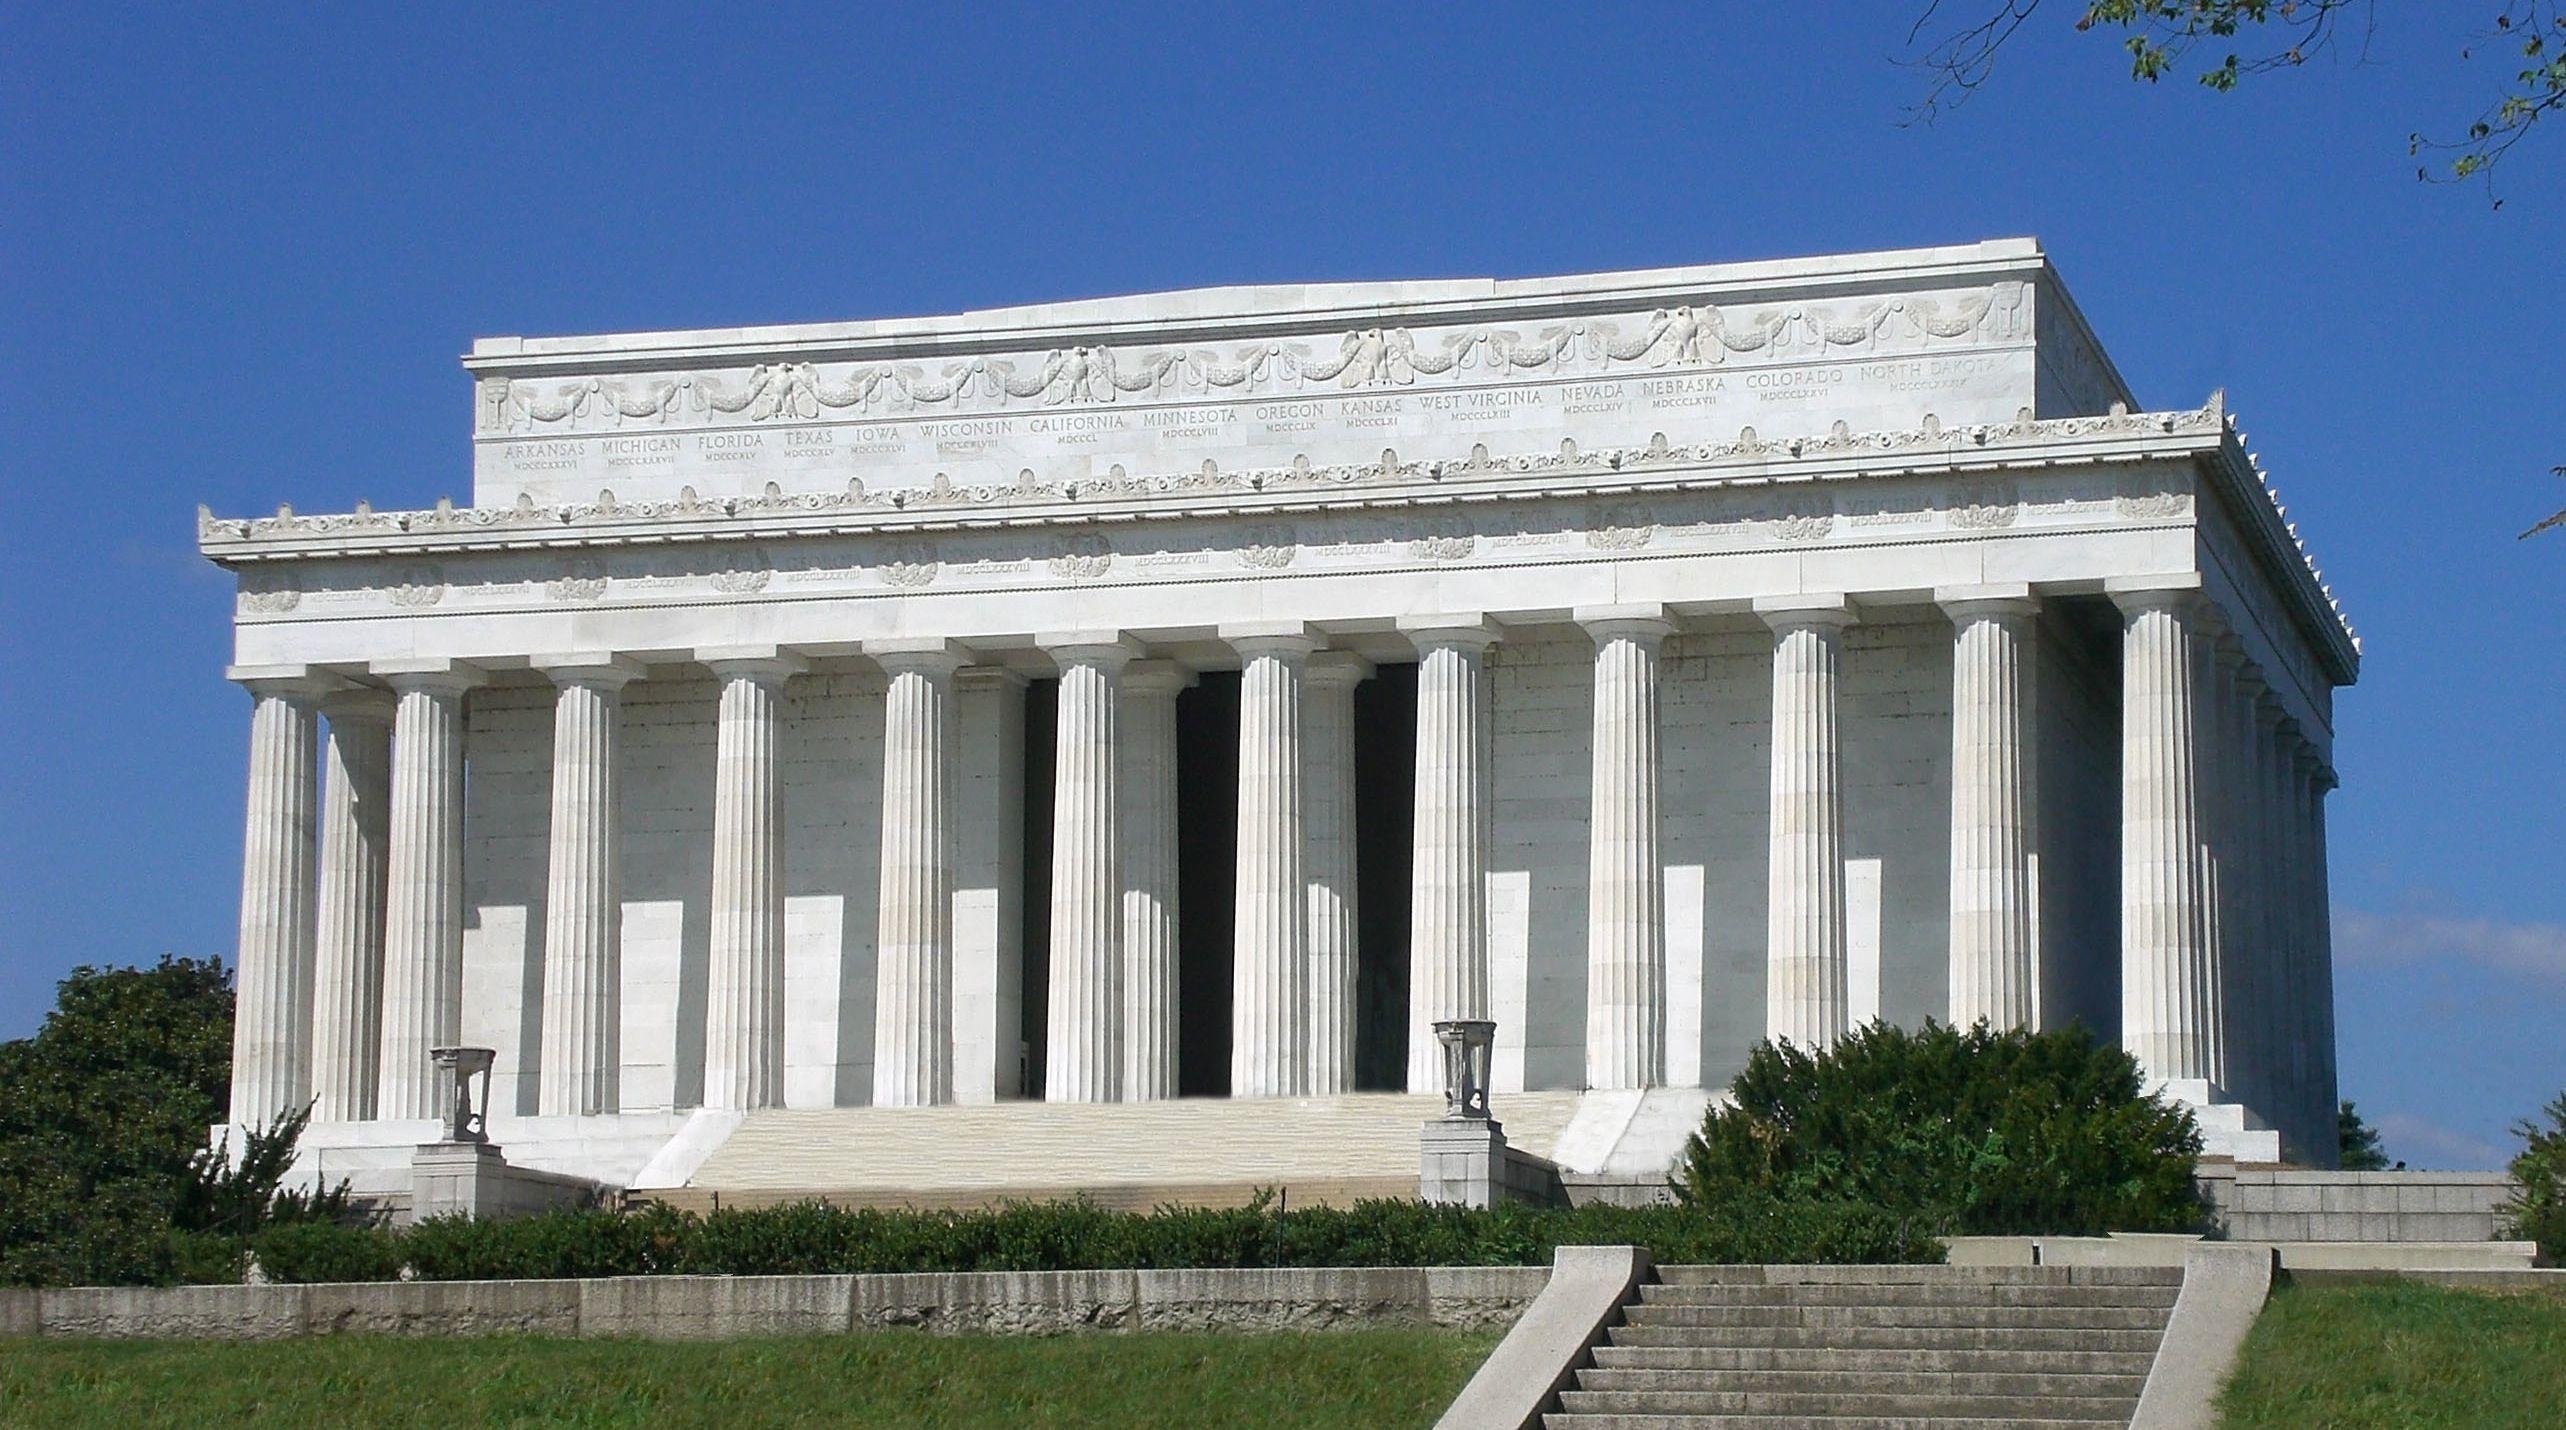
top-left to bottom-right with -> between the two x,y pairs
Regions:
2207,1170 -> 2513,1244
0,1265 -> 1547,1342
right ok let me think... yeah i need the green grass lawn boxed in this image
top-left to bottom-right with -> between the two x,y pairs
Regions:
2220,1278 -> 2566,1429
0,1326 -> 1498,1428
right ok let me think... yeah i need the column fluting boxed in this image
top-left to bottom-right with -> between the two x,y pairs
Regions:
535,658 -> 640,1117
1401,616 -> 1497,1092
871,643 -> 965,1108
229,673 -> 327,1127
1120,660 -> 1192,1101
1230,627 -> 1318,1098
1942,589 -> 2040,1031
1043,636 -> 1134,1103
1303,651 -> 1368,1096
1580,607 -> 1673,1090
311,690 -> 393,1122
2113,586 -> 2218,1087
701,651 -> 801,1112
1760,598 -> 1854,1049
378,662 -> 480,1121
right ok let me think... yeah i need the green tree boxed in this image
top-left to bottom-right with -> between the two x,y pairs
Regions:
1674,1021 -> 2206,1236
2500,1092 -> 2566,1261
2335,1099 -> 2403,1170
0,957 -> 358,1286
0,957 -> 236,1285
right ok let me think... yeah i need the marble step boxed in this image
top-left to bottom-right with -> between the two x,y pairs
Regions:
1636,1283 -> 2179,1309
1554,1390 -> 2137,1421
1619,1303 -> 2172,1331
1546,1415 -> 2128,1429
1606,1323 -> 2167,1353
1574,1368 -> 2148,1400
1589,1345 -> 2158,1377
1654,1265 -> 2181,1287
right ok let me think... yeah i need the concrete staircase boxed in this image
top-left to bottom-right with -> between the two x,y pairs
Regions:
1547,1264 -> 2181,1429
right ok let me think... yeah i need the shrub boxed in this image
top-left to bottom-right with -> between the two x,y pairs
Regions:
362,1191 -> 1937,1282
1675,1020 -> 2205,1237
2500,1092 -> 2566,1264
253,1221 -> 406,1284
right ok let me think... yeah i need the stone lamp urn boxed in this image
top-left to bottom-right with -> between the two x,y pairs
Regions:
427,1045 -> 496,1144
1432,1019 -> 1497,1120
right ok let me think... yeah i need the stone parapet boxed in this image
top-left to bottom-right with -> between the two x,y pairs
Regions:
2,1265 -> 1547,1341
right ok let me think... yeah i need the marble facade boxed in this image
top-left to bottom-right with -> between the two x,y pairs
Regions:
202,240 -> 2358,1183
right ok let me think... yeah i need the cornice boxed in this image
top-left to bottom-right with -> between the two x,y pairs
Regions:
198,399 -> 2357,687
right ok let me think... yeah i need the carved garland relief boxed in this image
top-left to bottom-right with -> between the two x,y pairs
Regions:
475,284 -> 2032,435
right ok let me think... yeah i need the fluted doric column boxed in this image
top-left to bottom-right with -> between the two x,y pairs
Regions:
870,641 -> 966,1108
228,669 -> 329,1127
1759,597 -> 1854,1049
1303,651 -> 1368,1096
1400,615 -> 1497,1092
311,690 -> 393,1122
1229,624 -> 1319,1098
1579,605 -> 1672,1090
533,656 -> 641,1118
1043,635 -> 1135,1103
2253,697 -> 2295,1140
2225,658 -> 2269,1118
2111,582 -> 2218,1089
2300,751 -> 2342,1160
1120,660 -> 1193,1101
378,660 -> 481,1121
1941,587 -> 2039,1031
701,649 -> 802,1111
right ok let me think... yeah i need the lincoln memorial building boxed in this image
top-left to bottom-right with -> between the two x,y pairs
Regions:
200,239 -> 2357,1205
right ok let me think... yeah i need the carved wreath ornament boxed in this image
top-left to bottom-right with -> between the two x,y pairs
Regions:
478,285 -> 2032,434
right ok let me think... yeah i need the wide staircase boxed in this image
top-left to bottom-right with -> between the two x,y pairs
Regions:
653,1091 -> 1587,1211
1547,1264 -> 2181,1429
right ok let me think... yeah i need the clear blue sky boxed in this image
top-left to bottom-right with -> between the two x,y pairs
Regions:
3,4 -> 2557,1167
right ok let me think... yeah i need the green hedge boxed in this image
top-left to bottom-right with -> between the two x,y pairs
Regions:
236,1194 -> 1938,1285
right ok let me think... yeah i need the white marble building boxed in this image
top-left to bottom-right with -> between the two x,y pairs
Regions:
203,239 -> 2356,1192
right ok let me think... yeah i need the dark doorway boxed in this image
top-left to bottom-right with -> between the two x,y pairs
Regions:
1175,671 -> 1241,1094
1353,662 -> 1418,1090
1018,677 -> 1056,1099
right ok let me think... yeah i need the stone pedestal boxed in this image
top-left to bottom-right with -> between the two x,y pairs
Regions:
1420,1117 -> 1510,1210
408,1140 -> 596,1223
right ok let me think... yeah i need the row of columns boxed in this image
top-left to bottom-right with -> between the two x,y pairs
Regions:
229,590 -> 2336,1149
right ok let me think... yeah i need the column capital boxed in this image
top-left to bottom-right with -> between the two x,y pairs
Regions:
532,653 -> 647,690
2106,573 -> 2205,617
1223,621 -> 1323,660
1754,594 -> 1855,632
372,658 -> 488,696
1934,584 -> 2039,622
695,646 -> 806,684
2234,663 -> 2269,700
1122,659 -> 1199,696
319,686 -> 397,725
2253,693 -> 2287,732
1574,603 -> 1676,646
226,664 -> 345,703
1396,613 -> 1500,652
1038,631 -> 1144,668
867,637 -> 974,679
1302,650 -> 1373,688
